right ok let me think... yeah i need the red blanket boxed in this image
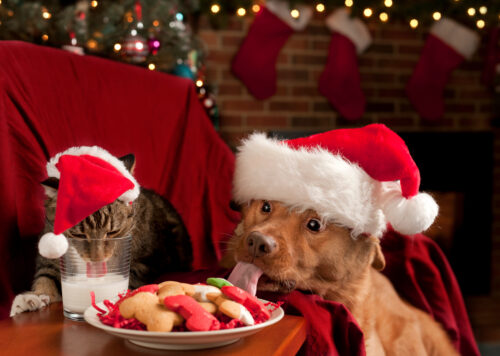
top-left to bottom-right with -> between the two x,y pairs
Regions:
0,41 -> 239,319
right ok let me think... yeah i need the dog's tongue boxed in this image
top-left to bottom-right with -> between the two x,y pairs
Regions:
227,262 -> 263,296
86,261 -> 107,278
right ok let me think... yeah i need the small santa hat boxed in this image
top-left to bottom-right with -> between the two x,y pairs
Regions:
233,124 -> 438,238
38,146 -> 140,259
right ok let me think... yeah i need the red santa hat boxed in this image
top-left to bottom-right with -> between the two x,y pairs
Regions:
233,124 -> 438,237
38,146 -> 140,259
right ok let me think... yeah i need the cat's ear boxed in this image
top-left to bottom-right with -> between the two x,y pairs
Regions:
119,154 -> 136,174
41,177 -> 59,198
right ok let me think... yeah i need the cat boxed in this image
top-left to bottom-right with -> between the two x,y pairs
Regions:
10,154 -> 192,316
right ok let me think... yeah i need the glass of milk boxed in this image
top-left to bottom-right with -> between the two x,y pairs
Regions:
60,236 -> 132,321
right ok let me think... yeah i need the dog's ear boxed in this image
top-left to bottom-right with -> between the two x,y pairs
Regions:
371,241 -> 386,271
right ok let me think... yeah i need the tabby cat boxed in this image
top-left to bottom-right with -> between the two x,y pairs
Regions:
10,154 -> 192,316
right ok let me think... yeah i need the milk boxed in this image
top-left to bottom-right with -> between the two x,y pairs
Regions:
62,274 -> 129,314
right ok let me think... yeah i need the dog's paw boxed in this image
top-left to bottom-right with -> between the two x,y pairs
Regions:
10,293 -> 51,317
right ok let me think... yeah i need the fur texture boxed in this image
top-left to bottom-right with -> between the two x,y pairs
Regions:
10,155 -> 192,317
225,200 -> 458,356
233,133 -> 438,238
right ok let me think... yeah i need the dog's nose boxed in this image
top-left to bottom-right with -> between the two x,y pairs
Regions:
247,232 -> 277,257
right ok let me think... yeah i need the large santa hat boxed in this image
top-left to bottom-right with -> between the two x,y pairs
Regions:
38,146 -> 140,259
233,124 -> 438,237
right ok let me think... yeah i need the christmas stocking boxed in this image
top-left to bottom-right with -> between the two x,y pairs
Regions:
232,1 -> 312,100
406,18 -> 479,120
318,9 -> 371,121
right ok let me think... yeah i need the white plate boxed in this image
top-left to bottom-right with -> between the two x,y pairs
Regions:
83,299 -> 284,350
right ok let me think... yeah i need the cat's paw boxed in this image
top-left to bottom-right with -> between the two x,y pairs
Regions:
10,293 -> 51,317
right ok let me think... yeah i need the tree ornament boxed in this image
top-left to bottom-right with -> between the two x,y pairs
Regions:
123,33 -> 148,63
148,36 -> 161,55
172,63 -> 195,80
62,31 -> 84,55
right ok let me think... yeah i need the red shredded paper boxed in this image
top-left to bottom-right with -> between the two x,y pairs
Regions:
91,289 -> 283,331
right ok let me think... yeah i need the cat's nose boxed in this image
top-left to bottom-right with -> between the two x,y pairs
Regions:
246,232 -> 277,258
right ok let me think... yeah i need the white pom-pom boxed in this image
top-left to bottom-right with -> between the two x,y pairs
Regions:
38,233 -> 68,259
383,192 -> 439,235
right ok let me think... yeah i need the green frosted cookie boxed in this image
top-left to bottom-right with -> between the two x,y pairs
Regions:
206,277 -> 233,288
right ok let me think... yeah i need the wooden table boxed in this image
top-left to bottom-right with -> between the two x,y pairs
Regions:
0,303 -> 307,356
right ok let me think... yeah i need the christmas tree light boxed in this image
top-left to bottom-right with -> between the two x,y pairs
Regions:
316,3 -> 325,13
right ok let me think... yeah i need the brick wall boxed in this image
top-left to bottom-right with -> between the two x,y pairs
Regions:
199,12 -> 500,342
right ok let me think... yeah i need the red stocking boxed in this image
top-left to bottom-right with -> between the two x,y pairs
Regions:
232,1 -> 312,100
406,18 -> 479,120
318,9 -> 371,121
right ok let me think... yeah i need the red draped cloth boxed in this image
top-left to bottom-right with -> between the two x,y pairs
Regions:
0,41 -> 239,319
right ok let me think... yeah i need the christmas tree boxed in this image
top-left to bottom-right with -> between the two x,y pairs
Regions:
0,0 -> 219,125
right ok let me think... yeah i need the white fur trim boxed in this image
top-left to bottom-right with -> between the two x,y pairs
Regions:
234,134 -> 438,237
266,0 -> 312,31
381,185 -> 438,235
233,133 -> 387,237
430,18 -> 479,59
38,232 -> 68,259
325,8 -> 372,54
46,146 -> 140,203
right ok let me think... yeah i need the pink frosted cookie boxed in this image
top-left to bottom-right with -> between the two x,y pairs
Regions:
163,294 -> 221,331
221,285 -> 271,321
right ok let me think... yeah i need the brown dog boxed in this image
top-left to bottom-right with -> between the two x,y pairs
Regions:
226,200 -> 458,356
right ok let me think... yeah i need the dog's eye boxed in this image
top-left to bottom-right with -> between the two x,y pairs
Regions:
306,219 -> 322,232
261,201 -> 272,213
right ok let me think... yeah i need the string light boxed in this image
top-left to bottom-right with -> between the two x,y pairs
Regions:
345,0 -> 353,7
71,38 -> 77,45
384,0 -> 393,8
113,43 -> 121,52
176,13 -> 184,21
236,8 -> 246,16
316,3 -> 325,12
41,34 -> 49,41
252,4 -> 260,13
379,12 -> 388,22
290,9 -> 300,18
131,29 -> 137,36
91,0 -> 98,7
148,63 -> 155,70
432,12 -> 441,21
467,8 -> 476,16
476,19 -> 485,28
409,19 -> 419,28
210,4 -> 220,14
479,6 -> 487,15
153,20 -> 160,27
196,79 -> 204,87
126,15 -> 133,23
42,10 -> 51,19
87,39 -> 98,50
135,41 -> 144,50
363,8 -> 373,17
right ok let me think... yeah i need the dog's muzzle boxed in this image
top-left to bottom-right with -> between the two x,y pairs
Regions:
246,231 -> 277,258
